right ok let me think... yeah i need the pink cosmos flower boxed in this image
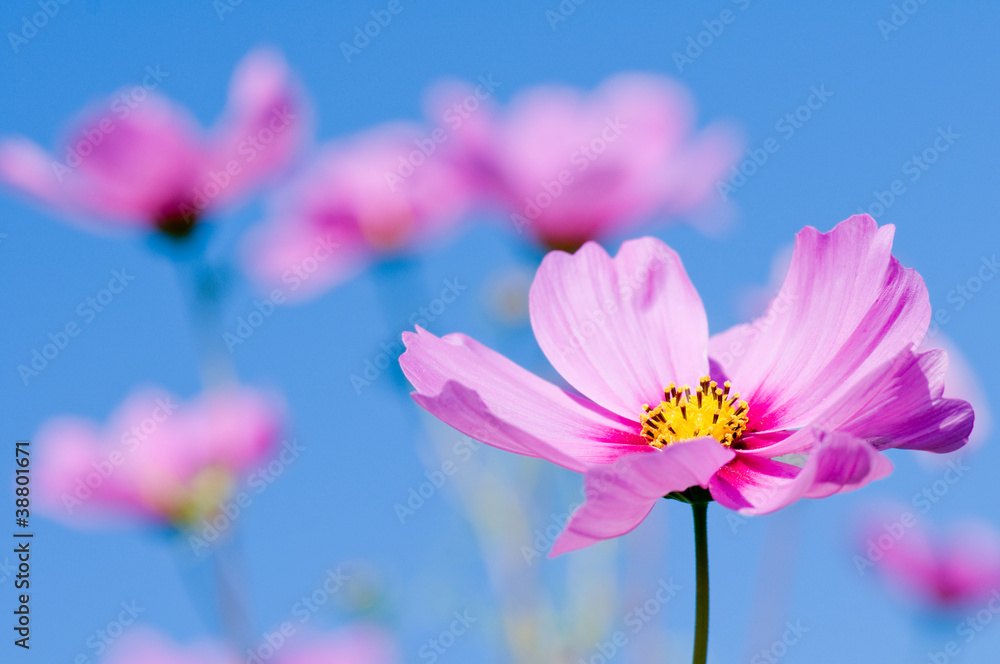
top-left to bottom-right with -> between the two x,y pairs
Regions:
242,123 -> 470,300
427,73 -> 740,251
103,629 -> 236,664
104,626 -> 396,664
859,511 -> 1000,610
400,214 -> 974,556
35,386 -> 284,527
0,49 -> 306,237
275,626 -> 398,664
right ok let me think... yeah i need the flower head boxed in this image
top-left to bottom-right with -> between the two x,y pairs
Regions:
103,626 -> 396,664
400,215 -> 973,555
859,508 -> 1000,610
428,73 -> 740,251
36,386 -> 284,528
242,123 -> 470,300
0,49 -> 306,237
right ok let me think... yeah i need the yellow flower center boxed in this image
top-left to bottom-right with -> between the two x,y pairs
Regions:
640,376 -> 749,448
162,466 -> 236,527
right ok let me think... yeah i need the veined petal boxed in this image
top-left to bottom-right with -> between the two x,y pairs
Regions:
722,215 -> 931,432
709,429 -> 893,515
551,438 -> 735,556
400,328 -> 645,472
529,237 -> 709,419
812,348 -> 973,454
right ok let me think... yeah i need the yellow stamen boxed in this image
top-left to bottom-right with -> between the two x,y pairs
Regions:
640,376 -> 749,448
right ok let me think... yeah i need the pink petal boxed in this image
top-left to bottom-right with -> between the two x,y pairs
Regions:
551,438 -> 735,556
105,629 -> 236,664
35,387 -> 284,526
812,348 -> 972,454
722,215 -> 931,432
737,348 -> 973,458
207,48 -> 307,206
278,626 -> 398,664
529,237 -> 708,419
241,217 -> 365,301
710,429 -> 893,515
0,138 -> 72,213
66,94 -> 206,220
400,327 -> 646,472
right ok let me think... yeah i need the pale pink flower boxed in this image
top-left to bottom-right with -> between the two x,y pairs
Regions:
0,49 -> 306,237
103,627 -> 396,664
276,626 -> 398,664
428,73 -> 740,251
860,510 -> 1000,610
103,630 -> 236,664
35,386 -> 283,527
242,123 -> 469,300
400,215 -> 973,556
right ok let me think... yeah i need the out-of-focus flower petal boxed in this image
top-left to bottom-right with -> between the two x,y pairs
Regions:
35,387 -> 284,527
244,123 -> 468,299
206,48 -> 307,206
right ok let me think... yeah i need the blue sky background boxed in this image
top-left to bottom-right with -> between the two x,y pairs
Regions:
2,1 -> 999,662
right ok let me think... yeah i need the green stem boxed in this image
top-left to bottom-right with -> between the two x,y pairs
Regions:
692,502 -> 710,664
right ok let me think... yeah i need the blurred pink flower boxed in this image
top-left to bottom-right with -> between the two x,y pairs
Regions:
104,627 -> 397,664
104,629 -> 236,664
0,49 -> 306,237
400,215 -> 973,556
276,626 -> 398,664
427,73 -> 740,251
242,123 -> 470,300
860,510 -> 1000,610
36,386 -> 284,527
